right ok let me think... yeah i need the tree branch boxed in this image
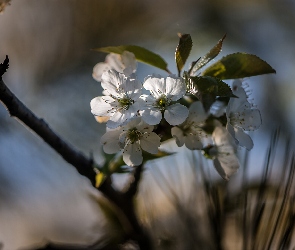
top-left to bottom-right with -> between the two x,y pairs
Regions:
0,78 -> 97,186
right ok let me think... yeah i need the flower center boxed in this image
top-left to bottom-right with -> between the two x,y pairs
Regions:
155,95 -> 170,111
118,96 -> 134,110
127,128 -> 142,144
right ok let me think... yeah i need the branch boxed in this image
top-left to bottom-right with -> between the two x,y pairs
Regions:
0,77 -> 96,186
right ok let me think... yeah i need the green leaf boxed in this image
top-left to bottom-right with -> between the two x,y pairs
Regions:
94,45 -> 170,73
202,53 -> 276,79
175,33 -> 193,76
188,76 -> 235,111
190,34 -> 226,75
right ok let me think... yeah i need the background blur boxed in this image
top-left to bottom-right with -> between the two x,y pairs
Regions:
0,0 -> 295,249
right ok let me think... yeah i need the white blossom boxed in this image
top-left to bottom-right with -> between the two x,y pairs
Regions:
207,126 -> 240,181
92,51 -> 137,82
226,80 -> 262,150
140,75 -> 189,125
90,70 -> 143,128
171,101 -> 208,150
100,118 -> 161,166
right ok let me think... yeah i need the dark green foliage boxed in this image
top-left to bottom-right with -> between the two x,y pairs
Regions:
187,76 -> 235,111
175,33 -> 193,76
190,34 -> 226,75
202,53 -> 276,79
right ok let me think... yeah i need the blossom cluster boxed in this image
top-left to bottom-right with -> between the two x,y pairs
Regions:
90,52 -> 262,180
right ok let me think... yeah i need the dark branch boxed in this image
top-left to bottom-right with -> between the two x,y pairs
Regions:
0,55 -> 9,79
0,77 -> 97,186
0,56 -> 151,249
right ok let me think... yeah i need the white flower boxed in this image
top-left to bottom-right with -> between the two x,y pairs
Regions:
171,101 -> 208,150
90,70 -> 143,128
226,80 -> 262,150
206,126 -> 240,181
140,75 -> 189,125
100,118 -> 161,166
93,51 -> 137,82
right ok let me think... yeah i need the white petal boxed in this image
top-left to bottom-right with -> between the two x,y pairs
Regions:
118,131 -> 127,148
92,62 -> 111,82
123,142 -> 143,166
140,132 -> 161,154
138,94 -> 155,110
100,129 -> 122,154
228,81 -> 251,113
234,127 -> 254,150
128,102 -> 141,117
184,134 -> 203,150
143,75 -> 165,98
239,109 -> 262,131
123,117 -> 142,130
90,96 -> 115,116
231,80 -> 251,105
108,110 -> 132,128
121,51 -> 137,75
141,108 -> 162,125
226,123 -> 238,144
171,126 -> 185,147
165,76 -> 186,101
136,120 -> 154,133
164,104 -> 189,125
101,70 -> 125,97
124,78 -> 142,100
105,53 -> 124,73
188,101 -> 208,123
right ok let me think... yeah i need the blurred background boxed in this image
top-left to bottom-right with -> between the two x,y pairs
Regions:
0,0 -> 295,249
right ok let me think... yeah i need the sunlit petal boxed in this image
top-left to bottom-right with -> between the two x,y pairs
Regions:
165,76 -> 186,101
143,75 -> 165,98
90,96 -> 115,116
101,70 -> 125,97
